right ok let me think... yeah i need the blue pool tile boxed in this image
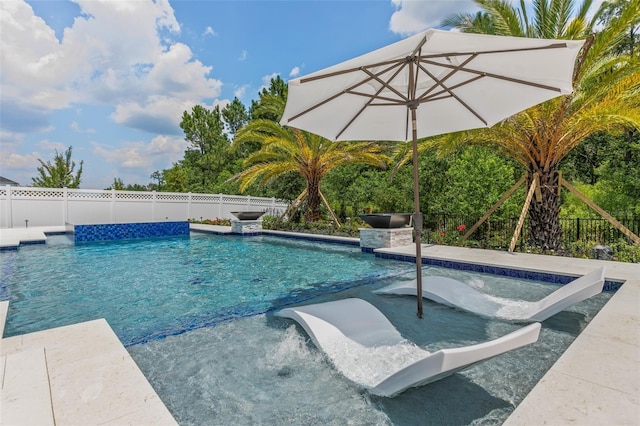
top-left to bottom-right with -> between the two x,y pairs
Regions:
375,251 -> 622,292
74,221 -> 190,243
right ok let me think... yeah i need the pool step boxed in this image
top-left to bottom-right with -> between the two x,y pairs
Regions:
1,346 -> 55,425
0,229 -> 47,250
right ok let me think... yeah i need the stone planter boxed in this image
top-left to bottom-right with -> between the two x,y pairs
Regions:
359,227 -> 413,251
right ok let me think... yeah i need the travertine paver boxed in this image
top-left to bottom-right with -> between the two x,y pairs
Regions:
1,319 -> 177,426
1,347 -> 53,425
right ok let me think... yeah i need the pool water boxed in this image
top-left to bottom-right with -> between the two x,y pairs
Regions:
0,233 -> 410,345
0,233 -> 613,425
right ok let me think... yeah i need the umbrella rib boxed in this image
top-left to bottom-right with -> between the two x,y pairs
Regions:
419,64 -> 488,125
345,91 -> 407,104
361,66 -> 409,103
335,62 -> 411,139
297,43 -> 568,84
299,57 -> 407,84
418,74 -> 485,102
418,42 -> 569,59
287,60 -> 407,123
420,59 -> 563,93
415,54 -> 478,101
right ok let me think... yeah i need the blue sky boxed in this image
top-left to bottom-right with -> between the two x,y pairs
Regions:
0,0 -> 590,189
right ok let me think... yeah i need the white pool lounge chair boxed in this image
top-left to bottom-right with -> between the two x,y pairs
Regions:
374,266 -> 606,322
275,298 -> 541,397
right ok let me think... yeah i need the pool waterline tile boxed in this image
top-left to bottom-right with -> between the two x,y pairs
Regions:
374,250 -> 623,291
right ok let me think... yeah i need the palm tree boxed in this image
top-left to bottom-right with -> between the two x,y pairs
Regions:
232,120 -> 390,221
427,0 -> 640,250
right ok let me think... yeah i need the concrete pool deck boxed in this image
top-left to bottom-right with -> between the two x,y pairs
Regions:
1,226 -> 638,424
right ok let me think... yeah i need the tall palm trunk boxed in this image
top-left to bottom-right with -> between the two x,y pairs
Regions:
306,175 -> 322,221
527,168 -> 562,250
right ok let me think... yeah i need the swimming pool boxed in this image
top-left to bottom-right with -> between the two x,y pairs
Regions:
0,233 -> 410,345
0,232 -> 612,425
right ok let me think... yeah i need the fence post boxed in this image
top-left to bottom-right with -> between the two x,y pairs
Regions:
576,218 -> 580,241
63,187 -> 69,225
6,185 -> 13,228
152,191 -> 157,221
111,189 -> 116,223
247,195 -> 251,209
218,194 -> 222,218
188,192 -> 192,220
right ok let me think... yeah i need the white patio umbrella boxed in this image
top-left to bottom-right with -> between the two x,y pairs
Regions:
280,29 -> 584,318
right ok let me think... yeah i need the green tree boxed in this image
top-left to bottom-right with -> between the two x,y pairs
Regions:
105,178 -> 150,191
222,97 -> 249,138
32,146 -> 83,188
161,162 -> 189,193
433,0 -> 640,250
106,178 -> 125,190
249,75 -> 288,121
150,170 -> 165,191
436,147 -> 524,218
599,0 -> 639,55
233,120 -> 390,221
180,104 -> 231,192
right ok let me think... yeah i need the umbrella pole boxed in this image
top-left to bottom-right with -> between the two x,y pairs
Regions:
410,106 -> 424,319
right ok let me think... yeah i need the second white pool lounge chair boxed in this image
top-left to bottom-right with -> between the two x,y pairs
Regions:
374,266 -> 606,322
275,298 -> 541,397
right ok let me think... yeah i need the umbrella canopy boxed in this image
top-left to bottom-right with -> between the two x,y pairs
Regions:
280,28 -> 584,317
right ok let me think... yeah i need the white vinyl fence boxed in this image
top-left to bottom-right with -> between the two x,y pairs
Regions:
0,186 -> 289,228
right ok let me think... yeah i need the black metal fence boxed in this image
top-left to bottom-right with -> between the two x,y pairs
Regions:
425,213 -> 640,249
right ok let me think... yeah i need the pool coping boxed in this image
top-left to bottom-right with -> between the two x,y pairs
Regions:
1,319 -> 177,425
1,226 -> 638,424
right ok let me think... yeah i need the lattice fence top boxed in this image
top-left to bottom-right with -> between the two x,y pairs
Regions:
222,195 -> 248,203
1,186 -> 287,208
7,188 -> 65,198
250,198 -> 275,206
69,191 -> 112,199
157,194 -> 190,201
191,195 -> 219,202
115,192 -> 154,200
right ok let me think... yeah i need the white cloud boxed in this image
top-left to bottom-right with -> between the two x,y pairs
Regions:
212,99 -> 231,110
111,96 -> 198,135
70,121 -> 95,134
238,50 -> 248,61
389,0 -> 477,35
0,131 -> 24,145
148,134 -> 187,155
289,66 -> 300,77
234,84 -> 249,98
37,139 -> 67,152
0,0 -> 222,136
260,72 -> 280,92
203,26 -> 217,37
389,0 -> 602,36
93,135 -> 187,169
0,149 -> 41,170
